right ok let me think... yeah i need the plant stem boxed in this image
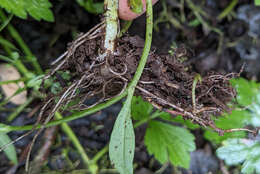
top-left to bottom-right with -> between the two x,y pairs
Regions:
91,145 -> 109,164
1,90 -> 127,133
119,21 -> 132,37
13,59 -> 32,78
0,0 -> 153,135
0,35 -> 18,50
54,112 -> 98,174
128,0 -> 153,92
7,96 -> 34,122
0,10 -> 43,74
0,88 -> 27,108
134,110 -> 161,128
0,43 -> 31,78
104,0 -> 118,54
96,1 -> 153,164
0,13 -> 13,32
192,74 -> 202,113
217,0 -> 238,20
0,54 -> 14,63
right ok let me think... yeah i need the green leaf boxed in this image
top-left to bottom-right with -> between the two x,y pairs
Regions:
249,93 -> 260,127
0,0 -> 54,22
242,144 -> 260,174
25,0 -> 54,22
76,0 -> 104,14
129,0 -> 143,14
144,120 -> 195,168
0,0 -> 26,19
0,133 -> 18,164
0,123 -> 12,133
131,96 -> 153,121
204,110 -> 250,144
27,74 -> 44,90
160,113 -> 199,130
217,138 -> 260,174
217,139 -> 251,165
109,95 -> 135,174
255,0 -> 260,6
230,78 -> 260,106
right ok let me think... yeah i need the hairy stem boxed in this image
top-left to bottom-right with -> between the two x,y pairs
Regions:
104,0 -> 118,54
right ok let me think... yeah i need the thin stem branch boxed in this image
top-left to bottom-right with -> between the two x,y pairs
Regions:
0,10 -> 43,74
0,90 -> 127,133
217,0 -> 238,20
119,20 -> 132,37
7,96 -> 34,122
54,112 -> 98,174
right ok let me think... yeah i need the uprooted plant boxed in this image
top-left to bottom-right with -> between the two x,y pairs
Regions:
0,0 -> 259,173
28,0 -> 254,173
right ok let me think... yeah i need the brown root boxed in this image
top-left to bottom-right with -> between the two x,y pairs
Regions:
40,22 -> 240,132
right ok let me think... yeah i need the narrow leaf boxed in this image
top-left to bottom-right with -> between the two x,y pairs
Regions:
0,132 -> 18,164
109,95 -> 135,174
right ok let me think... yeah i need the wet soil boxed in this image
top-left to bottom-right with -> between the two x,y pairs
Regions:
1,0 -> 260,173
44,33 -> 236,131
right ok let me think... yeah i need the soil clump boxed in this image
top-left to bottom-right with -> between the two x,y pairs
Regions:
42,25 -> 237,132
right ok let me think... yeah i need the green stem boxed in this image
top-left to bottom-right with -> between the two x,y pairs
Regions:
128,0 -> 153,92
119,20 -> 132,37
134,110 -> 161,128
0,78 -> 27,85
7,96 -> 34,122
104,0 -> 118,54
0,35 -> 17,50
13,59 -> 32,78
217,0 -> 238,20
1,90 -> 127,133
54,112 -> 98,174
0,10 -> 43,74
185,0 -> 222,35
0,54 -> 14,63
0,13 -> 13,32
0,87 -> 27,108
0,35 -> 32,79
192,74 -> 202,112
91,145 -> 109,164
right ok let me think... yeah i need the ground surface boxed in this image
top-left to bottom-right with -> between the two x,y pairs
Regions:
0,0 -> 260,173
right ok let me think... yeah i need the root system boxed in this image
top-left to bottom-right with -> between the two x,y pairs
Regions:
41,22 -> 238,134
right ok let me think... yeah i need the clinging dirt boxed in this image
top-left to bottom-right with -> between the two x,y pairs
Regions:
41,23 -> 237,133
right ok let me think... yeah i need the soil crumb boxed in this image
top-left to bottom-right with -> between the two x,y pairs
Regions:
42,26 -> 237,132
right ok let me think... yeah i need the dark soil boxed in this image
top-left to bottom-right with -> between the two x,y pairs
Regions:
1,0 -> 260,173
44,33 -> 236,131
